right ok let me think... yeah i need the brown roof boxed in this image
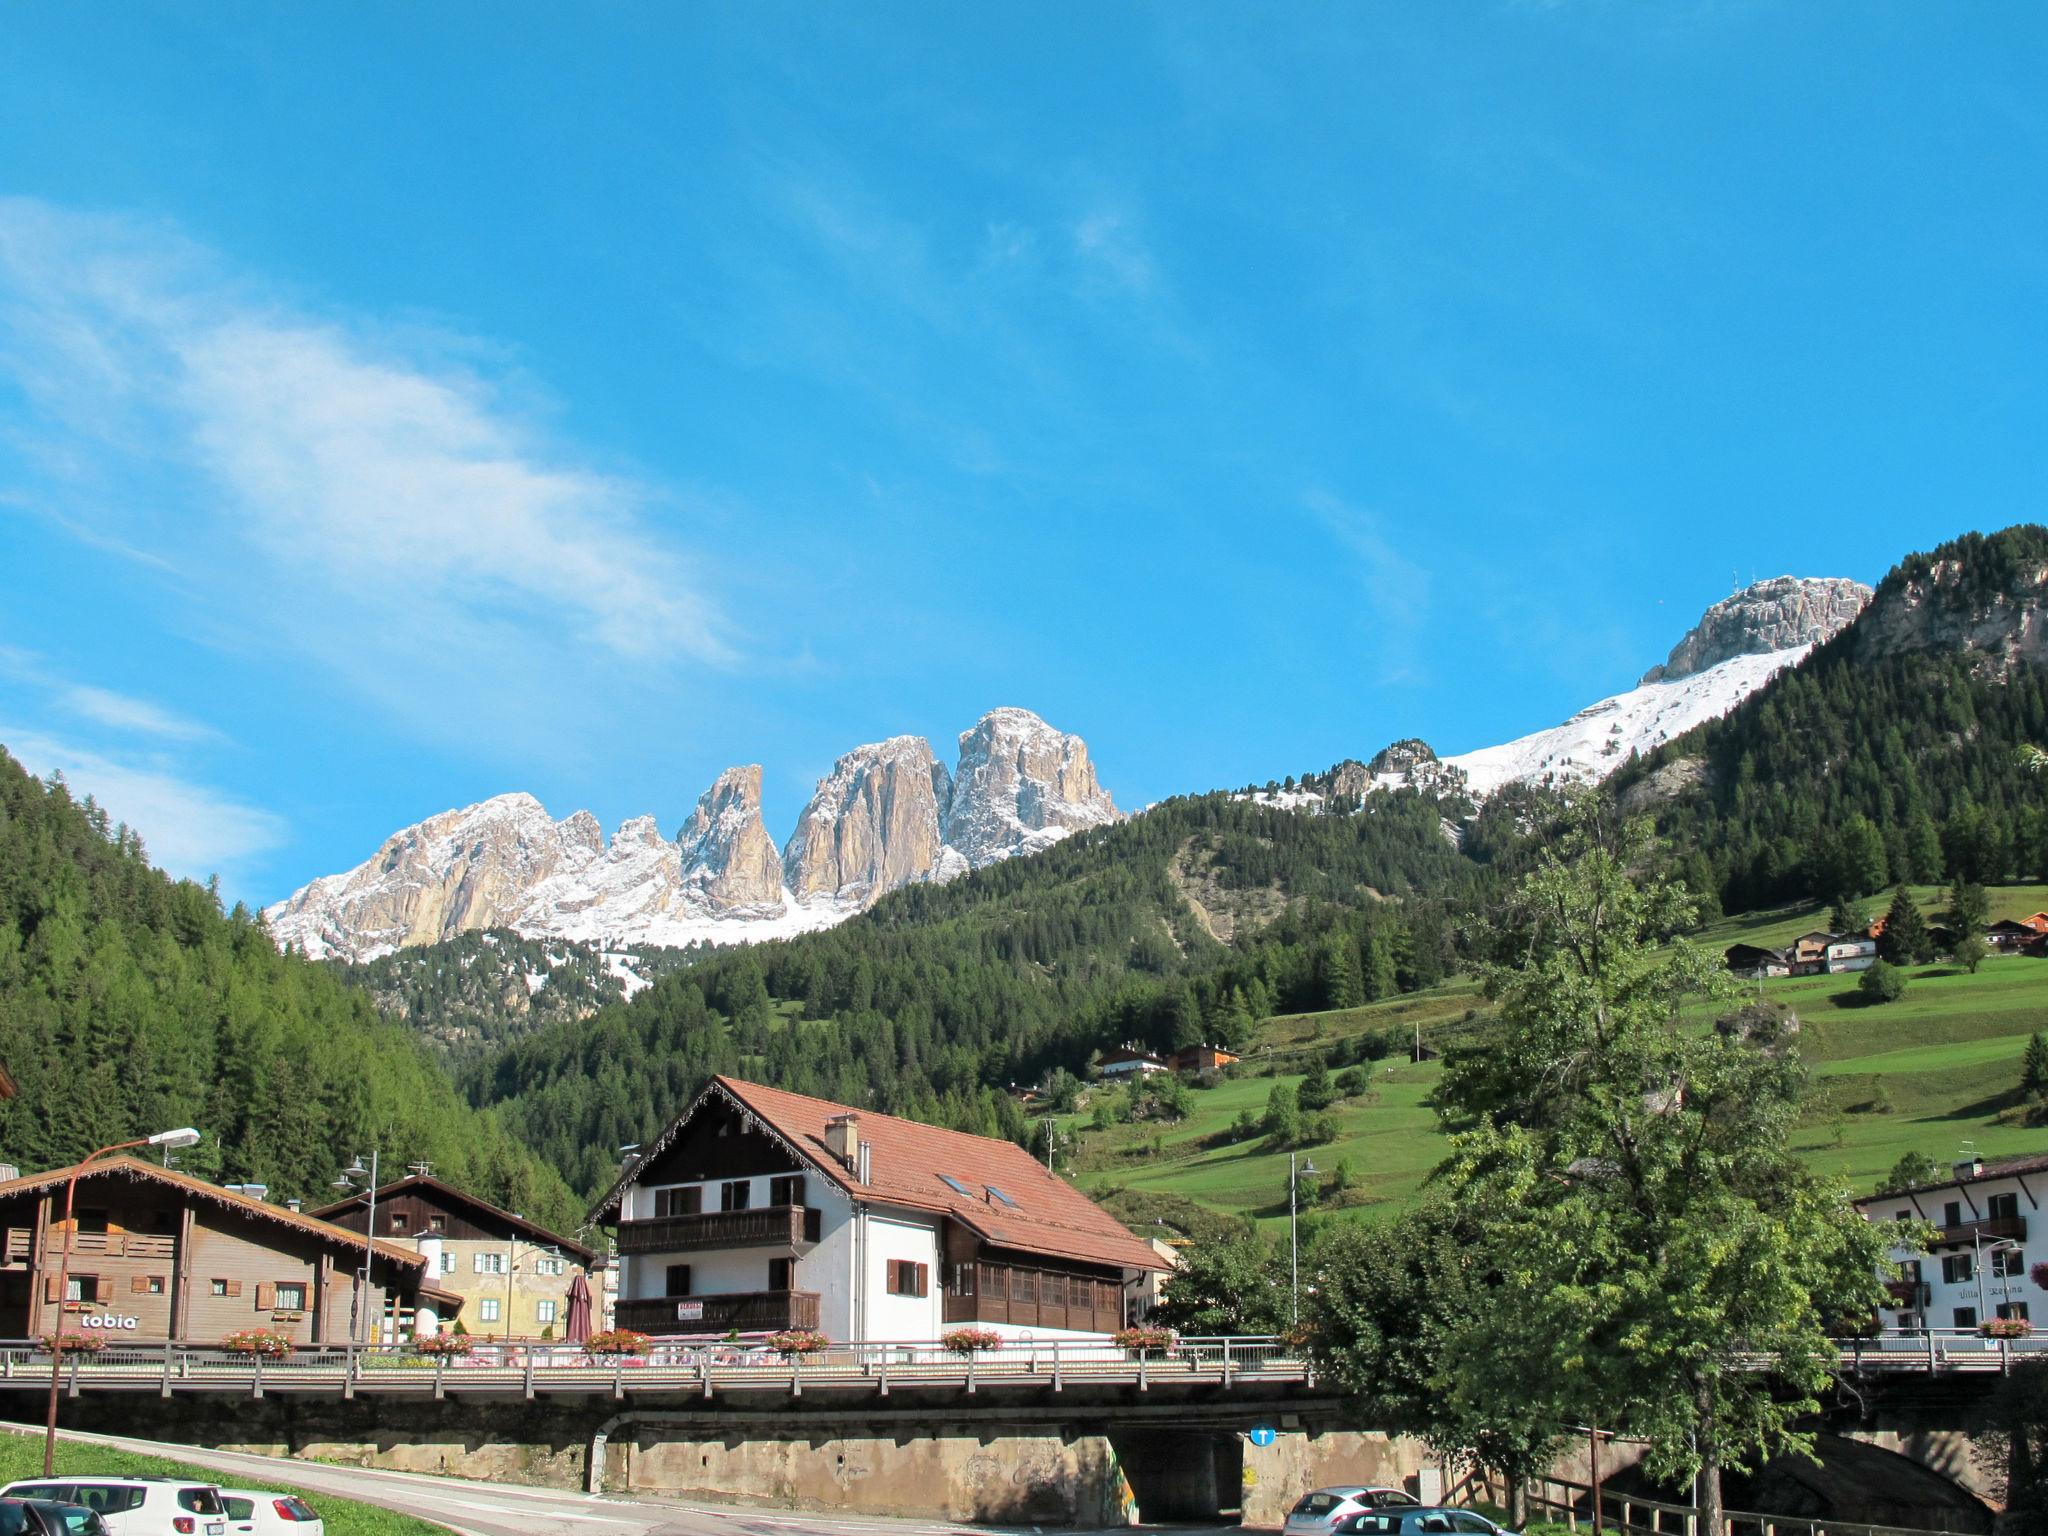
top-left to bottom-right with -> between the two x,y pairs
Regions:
595,1076 -> 1169,1274
0,1157 -> 424,1269
1855,1150 -> 2048,1206
307,1172 -> 595,1265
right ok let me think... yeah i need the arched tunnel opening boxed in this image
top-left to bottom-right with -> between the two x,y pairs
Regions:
1599,1433 -> 1994,1534
1110,1427 -> 1245,1523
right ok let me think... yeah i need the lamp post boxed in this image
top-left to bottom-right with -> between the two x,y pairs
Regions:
1975,1233 -> 2021,1324
43,1127 -> 200,1476
1289,1152 -> 1318,1327
331,1150 -> 381,1345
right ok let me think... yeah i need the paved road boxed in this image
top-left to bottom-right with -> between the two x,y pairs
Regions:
49,1429 -> 1036,1536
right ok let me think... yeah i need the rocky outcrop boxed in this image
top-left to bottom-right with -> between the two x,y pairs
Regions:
941,707 -> 1119,870
266,793 -> 598,962
1641,576 -> 1872,684
676,766 -> 783,909
781,737 -> 951,906
1849,541 -> 2048,677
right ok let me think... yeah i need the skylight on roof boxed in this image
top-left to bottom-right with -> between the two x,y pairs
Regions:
986,1184 -> 1018,1208
939,1174 -> 972,1196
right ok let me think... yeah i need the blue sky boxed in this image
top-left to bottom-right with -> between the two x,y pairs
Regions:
1,4 -> 2042,903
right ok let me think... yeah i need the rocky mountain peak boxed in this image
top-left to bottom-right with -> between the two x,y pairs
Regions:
676,765 -> 784,909
781,736 -> 951,907
1640,576 -> 1872,684
942,707 -> 1119,869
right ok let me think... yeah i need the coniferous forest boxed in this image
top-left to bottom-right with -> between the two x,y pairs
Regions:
0,749 -> 583,1228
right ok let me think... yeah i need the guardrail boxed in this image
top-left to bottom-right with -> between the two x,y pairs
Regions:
0,1335 -> 1312,1401
1836,1327 -> 2048,1373
1477,1468 -> 1966,1536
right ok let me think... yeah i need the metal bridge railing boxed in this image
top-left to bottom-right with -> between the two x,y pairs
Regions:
0,1334 -> 1310,1398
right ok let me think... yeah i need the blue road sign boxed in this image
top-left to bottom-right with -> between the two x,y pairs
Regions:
1248,1426 -> 1278,1447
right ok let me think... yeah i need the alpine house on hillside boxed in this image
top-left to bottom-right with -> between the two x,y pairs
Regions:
590,1076 -> 1170,1342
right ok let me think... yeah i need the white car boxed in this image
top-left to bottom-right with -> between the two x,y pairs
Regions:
0,1478 -> 228,1536
217,1492 -> 321,1535
1284,1487 -> 1423,1536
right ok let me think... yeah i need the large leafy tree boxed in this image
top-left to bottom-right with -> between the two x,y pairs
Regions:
1433,802 -> 1894,1535
1151,1234 -> 1290,1335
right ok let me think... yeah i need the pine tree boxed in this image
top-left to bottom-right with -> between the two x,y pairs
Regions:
2023,1033 -> 2048,1101
1879,886 -> 1932,966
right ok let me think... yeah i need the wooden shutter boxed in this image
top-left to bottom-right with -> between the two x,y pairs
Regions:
225,1279 -> 243,1297
255,1282 -> 276,1310
130,1275 -> 149,1294
43,1275 -> 58,1304
93,1276 -> 113,1304
913,1263 -> 929,1298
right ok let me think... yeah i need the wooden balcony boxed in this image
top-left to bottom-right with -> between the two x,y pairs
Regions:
616,1205 -> 819,1255
1933,1216 -> 2027,1248
942,1261 -> 1125,1334
2,1229 -> 173,1265
615,1289 -> 820,1335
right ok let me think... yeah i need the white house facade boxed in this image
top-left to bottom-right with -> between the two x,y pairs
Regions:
593,1076 -> 1170,1344
1857,1153 -> 2043,1333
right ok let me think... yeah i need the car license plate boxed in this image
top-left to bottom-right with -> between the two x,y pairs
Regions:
208,1524 -> 225,1535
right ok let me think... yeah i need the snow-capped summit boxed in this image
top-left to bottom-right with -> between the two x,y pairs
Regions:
1398,576 -> 1874,800
266,709 -> 1121,963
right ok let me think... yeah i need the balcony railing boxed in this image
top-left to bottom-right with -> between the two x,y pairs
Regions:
616,1205 -> 820,1256
3,1229 -> 174,1263
1933,1216 -> 2027,1247
615,1289 -> 821,1334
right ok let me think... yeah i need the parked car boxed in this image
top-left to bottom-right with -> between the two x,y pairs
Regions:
17,1502 -> 109,1536
1339,1506 -> 1521,1536
0,1478 -> 228,1536
0,1500 -> 63,1536
1284,1486 -> 1422,1534
217,1491 -> 322,1534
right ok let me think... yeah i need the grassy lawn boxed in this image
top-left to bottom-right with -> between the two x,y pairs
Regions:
0,1430 -> 447,1536
1065,890 -> 2048,1235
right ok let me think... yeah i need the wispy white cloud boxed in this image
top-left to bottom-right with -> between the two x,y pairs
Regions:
0,198 -> 736,757
1073,209 -> 1159,297
0,647 -> 219,741
1,726 -> 285,884
1306,489 -> 1434,684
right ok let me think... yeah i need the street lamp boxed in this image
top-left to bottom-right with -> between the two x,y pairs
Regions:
331,1150 -> 382,1345
1289,1152 -> 1318,1327
43,1127 -> 200,1476
1975,1233 -> 2022,1325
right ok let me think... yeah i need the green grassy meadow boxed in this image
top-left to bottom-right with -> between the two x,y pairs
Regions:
1067,887 -> 2048,1235
0,1430 -> 447,1536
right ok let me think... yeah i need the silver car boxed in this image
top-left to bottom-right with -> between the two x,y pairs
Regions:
1284,1486 -> 1422,1536
1340,1507 -> 1521,1536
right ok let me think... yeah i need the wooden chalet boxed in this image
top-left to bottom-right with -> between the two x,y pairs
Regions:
0,1157 -> 454,1345
591,1076 -> 1169,1343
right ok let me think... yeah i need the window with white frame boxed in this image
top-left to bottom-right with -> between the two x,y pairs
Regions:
536,1300 -> 557,1324
479,1298 -> 501,1323
440,1252 -> 456,1275
536,1257 -> 564,1276
475,1252 -> 507,1275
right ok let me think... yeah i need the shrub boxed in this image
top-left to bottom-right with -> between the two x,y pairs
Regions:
583,1329 -> 650,1356
414,1334 -> 473,1357
939,1327 -> 1003,1356
1859,960 -> 1907,1004
221,1328 -> 295,1357
766,1328 -> 829,1356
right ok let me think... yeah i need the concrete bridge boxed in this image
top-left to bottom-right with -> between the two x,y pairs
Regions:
0,1334 -> 2026,1528
2,1335 -> 1374,1526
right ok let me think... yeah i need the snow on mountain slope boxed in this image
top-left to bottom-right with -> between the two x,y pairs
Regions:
1442,646 -> 1808,799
